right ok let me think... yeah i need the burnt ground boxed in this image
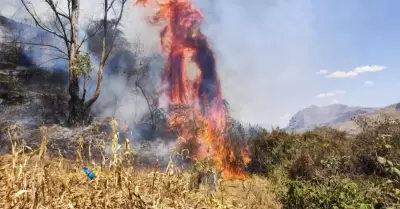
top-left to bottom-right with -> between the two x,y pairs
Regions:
0,67 -> 76,156
0,67 -> 176,167
0,67 -> 69,126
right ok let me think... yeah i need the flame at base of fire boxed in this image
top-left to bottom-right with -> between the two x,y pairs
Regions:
168,104 -> 250,180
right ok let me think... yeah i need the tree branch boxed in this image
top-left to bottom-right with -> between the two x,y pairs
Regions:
20,0 -> 68,42
4,41 -> 69,57
35,55 -> 68,67
44,0 -> 71,55
84,0 -> 127,110
105,0 -> 127,60
76,20 -> 103,52
136,80 -> 155,125
67,0 -> 71,18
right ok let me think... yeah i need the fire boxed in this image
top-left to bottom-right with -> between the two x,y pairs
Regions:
134,0 -> 249,179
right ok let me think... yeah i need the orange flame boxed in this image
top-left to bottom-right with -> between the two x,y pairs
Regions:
134,0 -> 250,180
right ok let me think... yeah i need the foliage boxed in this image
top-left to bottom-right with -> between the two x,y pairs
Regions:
351,116 -> 400,177
248,129 -> 297,176
75,52 -> 93,78
288,150 -> 315,180
242,114 -> 400,208
376,156 -> 400,184
279,178 -> 375,209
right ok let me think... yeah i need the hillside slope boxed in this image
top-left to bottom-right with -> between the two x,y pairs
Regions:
287,104 -> 377,131
332,103 -> 400,133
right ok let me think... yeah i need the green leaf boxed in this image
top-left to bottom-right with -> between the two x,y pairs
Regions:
377,156 -> 386,165
394,188 -> 400,196
359,203 -> 373,209
384,144 -> 392,149
348,182 -> 358,190
76,52 -> 92,77
390,167 -> 400,177
387,160 -> 393,167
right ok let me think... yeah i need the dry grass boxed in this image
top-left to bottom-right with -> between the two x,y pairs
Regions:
0,120 -> 281,209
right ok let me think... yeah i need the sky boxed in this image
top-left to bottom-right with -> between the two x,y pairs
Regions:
1,0 -> 400,128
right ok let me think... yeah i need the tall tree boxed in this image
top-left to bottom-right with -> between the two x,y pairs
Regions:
20,0 -> 127,126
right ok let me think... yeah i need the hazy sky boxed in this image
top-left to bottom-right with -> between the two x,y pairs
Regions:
2,0 -> 400,128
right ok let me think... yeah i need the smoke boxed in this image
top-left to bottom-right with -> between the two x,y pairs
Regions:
0,14 -> 67,70
0,0 -> 171,160
133,137 -> 177,165
0,0 -> 161,119
194,0 -> 319,128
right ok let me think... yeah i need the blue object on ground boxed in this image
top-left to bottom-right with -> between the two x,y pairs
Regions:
83,167 -> 95,180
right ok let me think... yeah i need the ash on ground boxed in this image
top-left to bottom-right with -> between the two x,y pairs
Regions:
0,67 -> 179,168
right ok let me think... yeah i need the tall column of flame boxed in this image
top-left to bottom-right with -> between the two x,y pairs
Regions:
134,0 -> 249,179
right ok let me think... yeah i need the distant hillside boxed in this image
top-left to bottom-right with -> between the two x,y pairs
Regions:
331,102 -> 400,133
286,103 -> 400,133
286,104 -> 377,131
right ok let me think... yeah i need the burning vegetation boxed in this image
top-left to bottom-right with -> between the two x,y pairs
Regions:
134,0 -> 250,179
3,0 -> 400,208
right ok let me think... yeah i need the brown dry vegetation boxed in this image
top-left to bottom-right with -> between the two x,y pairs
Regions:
0,120 -> 281,209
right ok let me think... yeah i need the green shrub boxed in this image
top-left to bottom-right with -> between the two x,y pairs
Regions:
352,116 -> 400,177
319,156 -> 352,176
288,150 -> 315,180
279,178 -> 375,209
244,114 -> 400,208
248,129 -> 297,176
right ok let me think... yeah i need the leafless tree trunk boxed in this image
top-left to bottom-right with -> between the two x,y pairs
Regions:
67,0 -> 82,125
20,0 -> 127,126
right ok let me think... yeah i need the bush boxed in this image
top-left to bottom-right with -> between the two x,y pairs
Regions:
288,150 -> 315,180
248,129 -> 297,176
279,178 -> 376,209
352,116 -> 400,177
242,115 -> 400,208
247,127 -> 353,178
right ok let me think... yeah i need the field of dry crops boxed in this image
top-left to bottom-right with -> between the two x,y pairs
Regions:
0,122 -> 281,209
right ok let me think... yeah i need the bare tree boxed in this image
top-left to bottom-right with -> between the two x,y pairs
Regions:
113,36 -> 161,129
20,0 -> 128,126
135,63 -> 157,127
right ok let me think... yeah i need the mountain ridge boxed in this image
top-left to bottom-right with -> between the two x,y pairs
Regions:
285,103 -> 400,133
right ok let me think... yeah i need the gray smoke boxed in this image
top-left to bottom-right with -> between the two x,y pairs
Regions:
0,14 -> 67,70
0,0 -> 175,162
